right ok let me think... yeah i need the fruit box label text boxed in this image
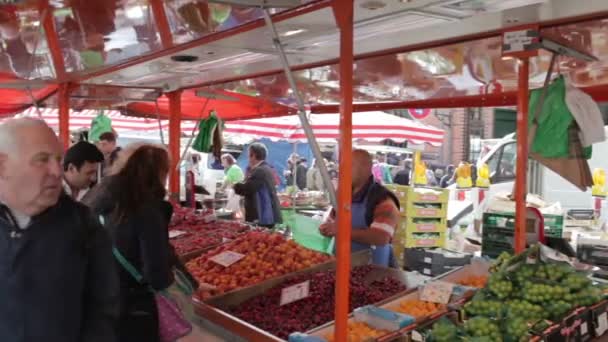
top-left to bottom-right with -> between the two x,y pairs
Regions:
280,280 -> 310,306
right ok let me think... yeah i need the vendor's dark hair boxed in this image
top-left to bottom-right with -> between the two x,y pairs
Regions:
249,143 -> 267,161
107,145 -> 169,223
99,131 -> 117,143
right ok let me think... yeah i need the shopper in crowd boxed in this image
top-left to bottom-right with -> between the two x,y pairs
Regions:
372,153 -> 393,184
96,131 -> 122,176
319,149 -> 400,267
221,153 -> 245,188
306,158 -> 326,191
285,154 -> 308,190
393,159 -> 412,186
63,141 -> 104,202
234,143 -> 282,228
86,144 -> 178,342
426,168 -> 438,186
434,168 -> 444,186
440,164 -> 455,188
0,118 -> 118,342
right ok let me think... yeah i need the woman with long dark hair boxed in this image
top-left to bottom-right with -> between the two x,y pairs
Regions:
85,144 -> 177,342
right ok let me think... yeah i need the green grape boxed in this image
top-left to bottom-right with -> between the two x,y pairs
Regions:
505,317 -> 530,341
430,321 -> 457,342
488,274 -> 513,299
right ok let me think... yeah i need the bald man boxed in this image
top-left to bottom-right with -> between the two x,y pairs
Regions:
319,149 -> 400,267
0,118 -> 118,342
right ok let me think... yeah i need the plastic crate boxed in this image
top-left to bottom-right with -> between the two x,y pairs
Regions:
400,217 -> 447,233
290,214 -> 332,254
385,185 -> 449,204
481,240 -> 513,259
404,248 -> 472,275
405,203 -> 447,219
403,232 -> 446,248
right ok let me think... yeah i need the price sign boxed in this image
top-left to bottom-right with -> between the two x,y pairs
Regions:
280,280 -> 310,306
501,26 -> 539,58
420,281 -> 454,304
210,251 -> 245,267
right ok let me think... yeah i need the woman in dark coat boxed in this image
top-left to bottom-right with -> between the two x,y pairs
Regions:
85,144 -> 194,342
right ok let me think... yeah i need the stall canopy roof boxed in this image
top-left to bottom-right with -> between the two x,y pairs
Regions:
223,111 -> 445,146
122,89 -> 295,120
0,0 -> 608,115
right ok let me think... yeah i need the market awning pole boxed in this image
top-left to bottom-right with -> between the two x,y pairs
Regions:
149,0 -> 174,48
168,91 -> 182,200
514,57 -> 530,253
154,99 -> 166,145
39,0 -> 69,147
58,84 -> 71,149
39,0 -> 67,82
333,0 -> 354,340
262,10 -> 337,209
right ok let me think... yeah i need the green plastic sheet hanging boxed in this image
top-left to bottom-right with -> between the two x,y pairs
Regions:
528,76 -> 591,159
89,110 -> 113,142
192,111 -> 220,153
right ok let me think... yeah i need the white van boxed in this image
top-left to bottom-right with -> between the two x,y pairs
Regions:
472,127 -> 608,212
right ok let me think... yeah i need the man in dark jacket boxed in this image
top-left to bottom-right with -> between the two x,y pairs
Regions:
0,118 -> 119,342
234,142 -> 282,228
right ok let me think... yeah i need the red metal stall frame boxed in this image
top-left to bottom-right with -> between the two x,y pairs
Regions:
167,90 -> 182,199
332,0 -> 354,340
515,57 -> 530,253
150,0 -> 184,198
39,0 -> 71,148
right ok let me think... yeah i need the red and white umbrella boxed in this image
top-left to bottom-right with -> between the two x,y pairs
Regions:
16,107 -> 197,133
14,109 -> 444,146
224,112 -> 444,146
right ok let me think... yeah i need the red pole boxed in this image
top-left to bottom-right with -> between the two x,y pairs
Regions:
333,0 -> 354,341
39,0 -> 66,81
149,0 -> 174,48
58,83 -> 71,149
514,57 -> 529,253
168,91 -> 182,199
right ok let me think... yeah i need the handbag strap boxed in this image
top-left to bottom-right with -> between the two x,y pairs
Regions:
100,214 -> 146,284
112,247 -> 144,284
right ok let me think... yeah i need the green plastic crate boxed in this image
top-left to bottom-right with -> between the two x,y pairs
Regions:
290,214 -> 332,254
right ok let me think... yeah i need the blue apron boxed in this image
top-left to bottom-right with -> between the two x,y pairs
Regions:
350,192 -> 392,267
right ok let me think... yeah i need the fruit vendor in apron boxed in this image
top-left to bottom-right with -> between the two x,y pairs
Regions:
319,149 -> 400,267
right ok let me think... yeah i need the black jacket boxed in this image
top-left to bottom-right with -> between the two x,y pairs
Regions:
0,195 -> 119,342
234,161 -> 282,225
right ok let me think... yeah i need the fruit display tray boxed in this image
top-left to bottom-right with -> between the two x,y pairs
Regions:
193,251 -> 417,342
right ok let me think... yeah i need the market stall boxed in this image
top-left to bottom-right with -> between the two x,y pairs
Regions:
3,0 -> 608,341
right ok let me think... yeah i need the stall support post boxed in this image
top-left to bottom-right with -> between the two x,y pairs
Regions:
58,83 -> 71,149
149,0 -> 173,48
333,0 -> 354,341
261,10 -> 337,208
39,0 -> 67,81
168,91 -> 182,201
514,57 -> 530,253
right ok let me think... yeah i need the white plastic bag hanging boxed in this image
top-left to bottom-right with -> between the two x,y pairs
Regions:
565,77 -> 605,147
225,188 -> 242,214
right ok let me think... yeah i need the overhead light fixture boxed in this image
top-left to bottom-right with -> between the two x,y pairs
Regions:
360,0 -> 386,10
282,29 -> 306,37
